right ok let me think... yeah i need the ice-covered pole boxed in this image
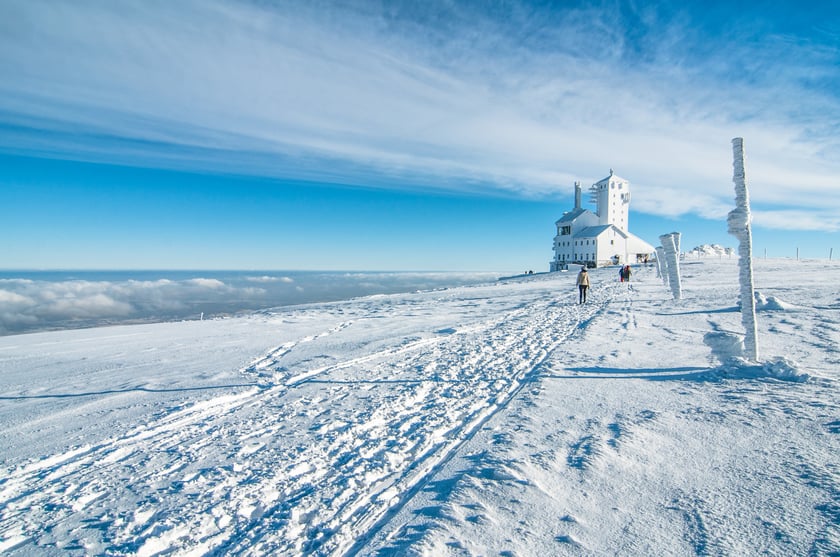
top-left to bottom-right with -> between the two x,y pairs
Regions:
654,246 -> 666,280
727,137 -> 759,361
659,233 -> 682,299
667,233 -> 681,298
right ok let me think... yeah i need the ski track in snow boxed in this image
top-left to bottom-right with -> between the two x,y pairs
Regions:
0,278 -> 617,555
2,261 -> 837,556
356,266 -> 838,556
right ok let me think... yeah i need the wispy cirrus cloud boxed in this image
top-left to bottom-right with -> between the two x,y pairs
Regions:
752,209 -> 840,232
1,0 -> 838,226
246,276 -> 294,284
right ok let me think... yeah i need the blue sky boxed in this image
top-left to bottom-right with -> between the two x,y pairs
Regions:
1,0 -> 839,271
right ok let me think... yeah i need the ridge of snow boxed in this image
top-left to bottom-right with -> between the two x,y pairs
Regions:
686,243 -> 735,257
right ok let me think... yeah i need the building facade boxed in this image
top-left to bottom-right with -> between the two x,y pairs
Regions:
550,170 -> 654,271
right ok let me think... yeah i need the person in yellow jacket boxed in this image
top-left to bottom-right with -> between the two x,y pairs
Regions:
576,266 -> 590,304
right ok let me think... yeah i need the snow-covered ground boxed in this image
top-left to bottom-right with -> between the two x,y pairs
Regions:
685,244 -> 734,258
0,257 -> 837,556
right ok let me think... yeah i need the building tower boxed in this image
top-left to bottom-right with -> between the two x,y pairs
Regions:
590,169 -> 630,230
550,169 -> 653,271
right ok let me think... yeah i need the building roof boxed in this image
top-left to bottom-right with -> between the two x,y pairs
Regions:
594,169 -> 628,185
555,207 -> 591,224
625,231 -> 656,253
576,224 -> 628,239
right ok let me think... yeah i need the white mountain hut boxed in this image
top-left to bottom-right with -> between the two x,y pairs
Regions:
550,170 -> 655,270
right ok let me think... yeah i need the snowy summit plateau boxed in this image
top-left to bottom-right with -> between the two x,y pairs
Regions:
0,256 -> 837,555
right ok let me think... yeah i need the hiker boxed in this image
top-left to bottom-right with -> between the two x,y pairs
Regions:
576,266 -> 590,304
623,265 -> 632,282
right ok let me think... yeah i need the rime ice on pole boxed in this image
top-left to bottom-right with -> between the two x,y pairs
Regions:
655,246 -> 667,283
659,232 -> 682,300
727,137 -> 759,361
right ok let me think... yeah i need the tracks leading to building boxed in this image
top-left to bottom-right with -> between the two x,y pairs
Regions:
0,280 -> 618,555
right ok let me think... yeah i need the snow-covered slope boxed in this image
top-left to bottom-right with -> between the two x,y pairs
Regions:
686,243 -> 735,258
0,259 -> 837,555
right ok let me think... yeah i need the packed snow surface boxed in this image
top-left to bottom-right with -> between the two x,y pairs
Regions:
0,258 -> 837,555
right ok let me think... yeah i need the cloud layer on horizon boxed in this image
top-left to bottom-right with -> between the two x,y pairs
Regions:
1,0 -> 838,229
0,271 -> 500,335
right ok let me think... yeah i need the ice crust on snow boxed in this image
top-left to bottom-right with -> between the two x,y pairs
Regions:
754,290 -> 798,311
702,331 -> 809,382
0,258 -> 837,556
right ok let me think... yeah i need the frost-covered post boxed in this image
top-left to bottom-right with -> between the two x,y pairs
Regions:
727,137 -> 759,361
655,246 -> 667,282
659,233 -> 682,299
667,233 -> 682,298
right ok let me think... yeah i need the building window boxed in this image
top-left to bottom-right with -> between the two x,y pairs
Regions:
561,225 -> 571,236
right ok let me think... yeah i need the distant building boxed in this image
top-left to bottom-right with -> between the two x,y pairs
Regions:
550,170 -> 655,271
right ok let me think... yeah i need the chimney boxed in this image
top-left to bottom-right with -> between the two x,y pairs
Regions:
574,181 -> 582,209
